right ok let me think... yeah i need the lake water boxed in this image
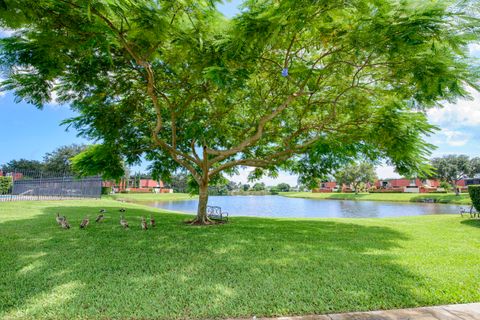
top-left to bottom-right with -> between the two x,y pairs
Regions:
147,195 -> 462,218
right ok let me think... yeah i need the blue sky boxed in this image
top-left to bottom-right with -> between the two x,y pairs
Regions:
0,1 -> 479,185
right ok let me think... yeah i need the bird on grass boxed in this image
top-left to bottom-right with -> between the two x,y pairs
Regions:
61,217 -> 71,229
80,216 -> 90,229
95,213 -> 105,223
99,209 -> 107,213
120,214 -> 129,229
55,213 -> 64,225
141,216 -> 148,230
150,214 -> 155,228
119,208 -> 126,213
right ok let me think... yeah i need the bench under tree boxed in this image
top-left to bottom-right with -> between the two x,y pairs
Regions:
207,205 -> 229,222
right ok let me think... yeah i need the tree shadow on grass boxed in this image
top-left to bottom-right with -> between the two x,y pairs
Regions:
460,218 -> 480,228
0,203 -> 433,319
409,194 -> 470,204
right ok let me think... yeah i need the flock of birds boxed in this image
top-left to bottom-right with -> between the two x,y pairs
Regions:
55,208 -> 156,230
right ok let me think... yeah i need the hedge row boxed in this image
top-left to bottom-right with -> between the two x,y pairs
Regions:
468,185 -> 480,212
101,187 -> 112,195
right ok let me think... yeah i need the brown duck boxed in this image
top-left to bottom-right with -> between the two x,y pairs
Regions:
95,213 -> 105,223
80,216 -> 89,229
61,217 -> 71,229
120,214 -> 129,229
150,215 -> 155,228
55,213 -> 64,225
141,216 -> 148,230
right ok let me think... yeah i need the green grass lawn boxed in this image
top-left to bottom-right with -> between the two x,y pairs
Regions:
105,192 -> 196,202
282,192 -> 472,205
1,199 -> 479,319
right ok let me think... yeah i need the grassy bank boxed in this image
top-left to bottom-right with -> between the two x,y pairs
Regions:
282,192 -> 472,205
105,192 -> 196,202
1,199 -> 479,319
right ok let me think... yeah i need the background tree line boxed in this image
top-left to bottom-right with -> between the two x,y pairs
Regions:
321,155 -> 480,195
165,173 -> 295,195
1,144 -> 87,175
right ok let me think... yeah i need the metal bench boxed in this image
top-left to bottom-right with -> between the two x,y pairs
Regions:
460,206 -> 478,218
207,205 -> 229,222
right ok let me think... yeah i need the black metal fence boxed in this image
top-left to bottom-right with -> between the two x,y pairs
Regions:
0,170 -> 102,202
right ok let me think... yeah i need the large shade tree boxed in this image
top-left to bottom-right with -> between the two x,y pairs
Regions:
335,161 -> 377,194
43,144 -> 87,174
1,159 -> 44,174
0,0 -> 478,223
431,155 -> 480,195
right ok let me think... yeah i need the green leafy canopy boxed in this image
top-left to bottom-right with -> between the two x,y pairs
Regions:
0,0 -> 479,217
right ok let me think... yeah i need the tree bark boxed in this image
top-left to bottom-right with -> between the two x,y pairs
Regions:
194,181 -> 210,224
453,180 -> 460,196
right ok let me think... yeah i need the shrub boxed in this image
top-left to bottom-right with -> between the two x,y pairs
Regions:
468,185 -> 480,212
0,176 -> 12,194
440,180 -> 451,191
101,187 -> 112,195
369,189 -> 403,193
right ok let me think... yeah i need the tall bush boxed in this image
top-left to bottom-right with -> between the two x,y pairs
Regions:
101,187 -> 112,195
468,185 -> 480,212
0,176 -> 12,194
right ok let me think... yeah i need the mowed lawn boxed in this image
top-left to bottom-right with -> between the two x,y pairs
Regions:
282,192 -> 472,205
0,199 -> 479,319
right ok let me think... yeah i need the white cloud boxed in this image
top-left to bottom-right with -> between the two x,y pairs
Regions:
440,129 -> 471,147
427,88 -> 480,127
230,165 -> 403,184
45,81 -> 69,108
376,165 -> 401,179
45,90 -> 63,108
470,43 -> 480,56
229,167 -> 299,186
0,28 -> 15,38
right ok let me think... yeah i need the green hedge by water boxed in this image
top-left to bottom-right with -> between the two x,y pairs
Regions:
468,185 -> 480,212
101,186 -> 112,195
0,176 -> 12,194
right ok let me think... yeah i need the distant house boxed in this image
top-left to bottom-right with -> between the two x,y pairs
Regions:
321,181 -> 337,190
374,178 -> 441,193
464,178 -> 480,186
311,176 -> 477,194
102,178 -> 172,193
140,179 -> 164,189
2,172 -> 23,181
312,181 -> 337,193
375,178 -> 418,188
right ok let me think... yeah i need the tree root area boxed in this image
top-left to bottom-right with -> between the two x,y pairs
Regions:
184,218 -> 227,226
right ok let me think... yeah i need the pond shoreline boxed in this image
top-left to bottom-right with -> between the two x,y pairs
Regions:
106,191 -> 471,205
144,195 -> 462,219
280,192 -> 471,205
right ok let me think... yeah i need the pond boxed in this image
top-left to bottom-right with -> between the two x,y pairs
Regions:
147,195 -> 461,218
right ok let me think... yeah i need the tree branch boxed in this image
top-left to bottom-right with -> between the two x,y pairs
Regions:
59,1 -> 205,172
205,92 -> 301,162
208,134 -> 322,178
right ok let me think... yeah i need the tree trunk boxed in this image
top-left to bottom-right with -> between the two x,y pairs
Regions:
453,180 -> 460,196
194,182 -> 210,224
